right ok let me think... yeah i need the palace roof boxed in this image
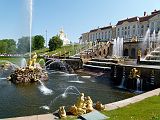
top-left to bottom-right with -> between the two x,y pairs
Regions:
90,26 -> 113,32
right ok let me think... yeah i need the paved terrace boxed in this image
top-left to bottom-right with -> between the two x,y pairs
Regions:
2,88 -> 160,120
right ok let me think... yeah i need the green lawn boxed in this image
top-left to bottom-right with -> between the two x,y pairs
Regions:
46,44 -> 83,56
31,44 -> 84,57
102,96 -> 160,120
0,57 -> 23,65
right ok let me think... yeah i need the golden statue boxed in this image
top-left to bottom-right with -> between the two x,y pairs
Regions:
85,96 -> 93,113
69,93 -> 93,116
68,105 -> 78,115
95,101 -> 105,111
138,49 -> 142,57
58,106 -> 67,118
28,52 -> 37,68
75,93 -> 85,108
129,68 -> 140,79
131,36 -> 138,42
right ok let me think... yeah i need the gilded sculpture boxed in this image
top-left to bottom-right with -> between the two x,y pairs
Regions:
28,52 -> 37,68
138,49 -> 142,57
69,93 -> 93,116
95,101 -> 105,111
129,68 -> 141,79
58,106 -> 67,118
85,96 -> 94,113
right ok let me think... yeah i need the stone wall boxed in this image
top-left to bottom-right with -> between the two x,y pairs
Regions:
111,64 -> 160,91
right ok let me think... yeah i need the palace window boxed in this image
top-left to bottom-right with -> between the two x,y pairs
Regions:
108,31 -> 111,39
93,34 -> 95,40
141,25 -> 144,28
99,33 -> 100,39
122,31 -> 124,36
128,30 -> 130,36
133,25 -> 135,28
125,31 -> 127,35
151,22 -> 154,32
133,29 -> 135,35
105,32 -> 107,39
117,32 -> 120,36
141,29 -> 144,36
90,34 -> 92,40
102,32 -> 104,39
128,26 -> 130,29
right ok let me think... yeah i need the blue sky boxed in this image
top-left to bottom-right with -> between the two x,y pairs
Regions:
0,0 -> 159,43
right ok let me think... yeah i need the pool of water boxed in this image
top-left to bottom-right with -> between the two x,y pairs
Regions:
0,68 -> 135,119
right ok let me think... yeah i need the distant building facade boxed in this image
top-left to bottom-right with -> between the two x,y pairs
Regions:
80,9 -> 160,58
58,28 -> 70,46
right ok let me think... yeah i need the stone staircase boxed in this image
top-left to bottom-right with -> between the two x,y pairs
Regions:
71,41 -> 111,63
83,58 -> 118,71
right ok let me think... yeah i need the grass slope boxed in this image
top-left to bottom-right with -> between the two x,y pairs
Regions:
102,96 -> 160,120
33,44 -> 83,56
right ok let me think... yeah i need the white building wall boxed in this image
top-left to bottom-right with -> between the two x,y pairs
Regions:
81,11 -> 160,44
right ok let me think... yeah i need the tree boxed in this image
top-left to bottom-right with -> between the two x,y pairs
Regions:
17,37 -> 30,54
32,35 -> 45,50
0,41 -> 7,53
0,39 -> 16,53
48,35 -> 63,51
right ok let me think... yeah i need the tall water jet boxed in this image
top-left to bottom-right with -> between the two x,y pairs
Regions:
142,28 -> 150,47
20,58 -> 27,68
118,67 -> 126,88
158,30 -> 160,43
152,30 -> 156,50
135,78 -> 143,93
28,0 -> 33,59
112,37 -> 123,57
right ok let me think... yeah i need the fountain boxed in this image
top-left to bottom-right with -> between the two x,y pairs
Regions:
112,37 -> 123,58
20,58 -> 27,68
141,28 -> 150,55
118,67 -> 126,88
45,58 -> 74,73
49,86 -> 81,106
29,0 -> 33,59
128,68 -> 143,93
140,30 -> 160,64
0,0 -> 138,119
8,53 -> 48,84
38,80 -> 53,95
134,78 -> 143,93
3,1 -> 50,84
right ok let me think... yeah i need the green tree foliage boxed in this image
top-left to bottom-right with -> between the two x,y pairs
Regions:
32,35 -> 45,50
17,37 -> 30,54
0,39 -> 16,53
48,35 -> 63,51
